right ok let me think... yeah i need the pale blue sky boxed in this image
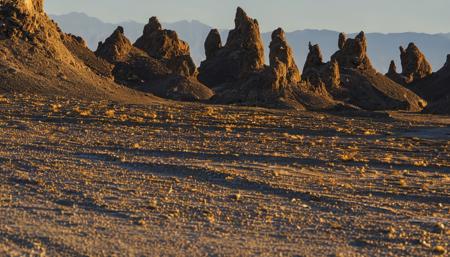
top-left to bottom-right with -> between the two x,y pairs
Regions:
45,0 -> 450,33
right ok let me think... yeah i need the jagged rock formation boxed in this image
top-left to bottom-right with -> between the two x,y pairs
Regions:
302,43 -> 341,92
400,43 -> 432,82
302,33 -> 426,111
338,33 -> 347,50
386,43 -> 433,85
198,7 -> 265,89
95,26 -> 213,101
0,0 -> 154,103
385,60 -> 403,84
331,32 -> 373,70
95,26 -> 132,63
269,28 -> 301,87
204,29 -> 222,59
134,17 -> 196,77
410,54 -> 450,114
199,9 -> 340,110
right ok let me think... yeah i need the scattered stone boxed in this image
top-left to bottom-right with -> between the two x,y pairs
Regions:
433,246 -> 447,255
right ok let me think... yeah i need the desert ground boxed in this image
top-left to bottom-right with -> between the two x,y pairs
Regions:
0,93 -> 448,256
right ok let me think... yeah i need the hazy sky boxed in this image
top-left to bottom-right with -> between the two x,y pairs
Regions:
45,0 -> 450,33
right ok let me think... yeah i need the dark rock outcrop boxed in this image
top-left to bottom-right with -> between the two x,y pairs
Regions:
386,43 -> 432,86
301,33 -> 427,111
198,7 -> 265,89
203,16 -> 340,110
331,32 -> 373,70
410,54 -> 450,114
204,29 -> 222,59
95,26 -> 132,63
134,17 -> 196,77
302,43 -> 341,92
95,26 -> 213,101
338,33 -> 346,50
385,60 -> 404,85
399,43 -> 432,83
269,28 -> 301,87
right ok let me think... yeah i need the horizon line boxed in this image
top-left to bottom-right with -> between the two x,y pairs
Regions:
49,11 -> 450,36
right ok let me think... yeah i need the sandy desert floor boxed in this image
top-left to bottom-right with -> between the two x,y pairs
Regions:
0,94 -> 448,256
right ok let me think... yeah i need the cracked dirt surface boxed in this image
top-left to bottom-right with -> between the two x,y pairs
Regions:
0,94 -> 449,256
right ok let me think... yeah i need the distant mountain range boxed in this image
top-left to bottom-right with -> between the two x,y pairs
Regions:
50,12 -> 450,72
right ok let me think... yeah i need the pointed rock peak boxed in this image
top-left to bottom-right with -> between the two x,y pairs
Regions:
143,16 -> 163,35
234,7 -> 260,28
236,7 -> 247,17
445,54 -> 450,67
355,31 -> 368,49
114,26 -> 125,35
338,33 -> 347,50
235,7 -> 248,25
271,27 -> 286,41
268,26 -> 301,86
95,26 -> 132,63
305,42 -> 324,67
269,27 -> 299,79
388,60 -> 397,74
269,27 -> 293,64
356,31 -> 366,41
331,31 -> 373,70
225,6 -> 265,73
205,29 -> 222,59
406,42 -> 418,50
399,42 -> 432,81
134,16 -> 196,77
303,42 -> 325,79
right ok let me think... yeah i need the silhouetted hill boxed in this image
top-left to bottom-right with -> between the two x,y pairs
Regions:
51,12 -> 450,72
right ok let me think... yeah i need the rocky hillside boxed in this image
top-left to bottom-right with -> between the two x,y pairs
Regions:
0,0 -> 158,103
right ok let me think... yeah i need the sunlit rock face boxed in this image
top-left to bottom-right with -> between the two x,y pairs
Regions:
301,32 -> 427,112
95,26 -> 133,63
1,0 -> 44,14
134,16 -> 197,77
269,27 -> 301,87
94,25 -> 214,101
198,7 -> 266,88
